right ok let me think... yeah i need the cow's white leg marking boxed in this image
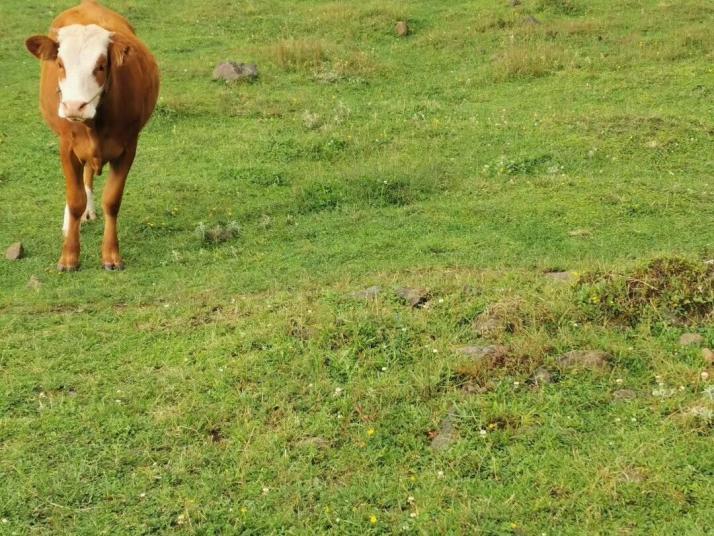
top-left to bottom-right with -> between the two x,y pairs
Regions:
62,204 -> 70,236
82,185 -> 97,222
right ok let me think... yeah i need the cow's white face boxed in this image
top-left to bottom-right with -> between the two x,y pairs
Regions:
55,24 -> 111,122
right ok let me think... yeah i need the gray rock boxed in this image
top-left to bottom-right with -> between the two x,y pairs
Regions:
679,333 -> 704,347
703,348 -> 714,365
613,389 -> 638,401
5,242 -> 24,261
430,415 -> 456,451
532,367 -> 553,385
395,21 -> 409,37
458,345 -> 509,361
351,286 -> 382,300
525,15 -> 542,25
396,287 -> 430,308
557,350 -> 612,371
212,62 -> 259,83
296,437 -> 330,450
545,271 -> 574,283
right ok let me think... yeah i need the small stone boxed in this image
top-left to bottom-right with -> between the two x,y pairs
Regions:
395,21 -> 410,37
532,367 -> 553,385
212,62 -> 259,83
5,242 -> 24,261
679,333 -> 704,347
557,350 -> 612,371
612,389 -> 638,401
28,275 -> 42,291
296,437 -> 330,450
703,349 -> 714,365
544,271 -> 574,283
351,286 -> 382,300
457,345 -> 509,362
525,15 -> 542,25
430,415 -> 456,451
396,287 -> 430,308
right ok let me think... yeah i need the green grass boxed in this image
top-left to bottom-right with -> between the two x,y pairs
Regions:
1,0 -> 713,533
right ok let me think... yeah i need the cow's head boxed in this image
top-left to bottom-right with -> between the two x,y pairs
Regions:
26,24 -> 131,123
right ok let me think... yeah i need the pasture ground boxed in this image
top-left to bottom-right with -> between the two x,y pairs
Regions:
1,0 -> 713,533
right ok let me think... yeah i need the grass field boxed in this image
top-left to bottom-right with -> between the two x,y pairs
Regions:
1,0 -> 713,533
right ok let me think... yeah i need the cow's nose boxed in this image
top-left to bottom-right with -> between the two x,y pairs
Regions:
62,101 -> 89,119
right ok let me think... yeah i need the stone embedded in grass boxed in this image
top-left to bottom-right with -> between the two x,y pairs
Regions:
5,242 -> 24,260
679,333 -> 704,347
396,287 -> 430,308
458,345 -> 509,362
545,271 -> 575,283
703,348 -> 714,365
296,437 -> 330,450
612,389 -> 638,401
194,221 -> 241,244
351,286 -> 382,300
557,350 -> 612,372
395,21 -> 409,37
532,367 -> 553,385
212,62 -> 258,83
430,415 -> 456,451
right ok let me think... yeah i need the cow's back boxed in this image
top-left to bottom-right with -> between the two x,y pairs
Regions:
50,0 -> 135,37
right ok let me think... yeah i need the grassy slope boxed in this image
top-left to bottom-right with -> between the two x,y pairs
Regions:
1,0 -> 713,533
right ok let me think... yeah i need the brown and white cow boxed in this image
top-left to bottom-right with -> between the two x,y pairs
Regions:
25,0 -> 159,271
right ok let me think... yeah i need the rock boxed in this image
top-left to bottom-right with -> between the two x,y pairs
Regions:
613,389 -> 638,401
296,437 -> 330,450
679,333 -> 704,347
458,345 -> 509,362
532,367 -> 553,385
351,286 -> 382,300
703,348 -> 714,365
510,0 -> 522,6
525,15 -> 542,25
430,415 -> 456,451
545,271 -> 574,283
5,242 -> 24,261
27,275 -> 42,291
395,21 -> 410,37
212,62 -> 258,83
396,287 -> 430,308
557,350 -> 612,371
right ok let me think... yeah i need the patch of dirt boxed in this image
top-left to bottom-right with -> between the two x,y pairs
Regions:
680,333 -> 704,347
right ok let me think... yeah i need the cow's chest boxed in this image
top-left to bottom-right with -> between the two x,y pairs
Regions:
70,129 -> 125,169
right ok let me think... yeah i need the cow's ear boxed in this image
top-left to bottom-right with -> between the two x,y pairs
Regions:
110,33 -> 132,67
26,35 -> 58,60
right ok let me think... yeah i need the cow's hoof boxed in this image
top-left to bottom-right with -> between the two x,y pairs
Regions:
103,262 -> 125,272
81,211 -> 98,223
57,263 -> 80,272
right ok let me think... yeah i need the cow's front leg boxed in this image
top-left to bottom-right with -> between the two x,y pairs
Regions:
102,142 -> 136,271
58,145 -> 86,272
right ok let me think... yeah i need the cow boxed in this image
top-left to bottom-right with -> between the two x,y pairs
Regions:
25,0 -> 159,271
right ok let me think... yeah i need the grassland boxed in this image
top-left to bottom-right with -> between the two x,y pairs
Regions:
1,0 -> 713,533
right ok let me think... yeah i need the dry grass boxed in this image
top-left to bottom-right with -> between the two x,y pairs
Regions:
493,42 -> 567,81
270,39 -> 327,72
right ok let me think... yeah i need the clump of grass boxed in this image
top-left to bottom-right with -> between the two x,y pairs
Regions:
194,221 -> 241,244
271,39 -> 327,72
576,258 -> 714,326
493,43 -> 566,81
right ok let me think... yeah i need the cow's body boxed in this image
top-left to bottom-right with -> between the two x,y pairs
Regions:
26,0 -> 159,271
